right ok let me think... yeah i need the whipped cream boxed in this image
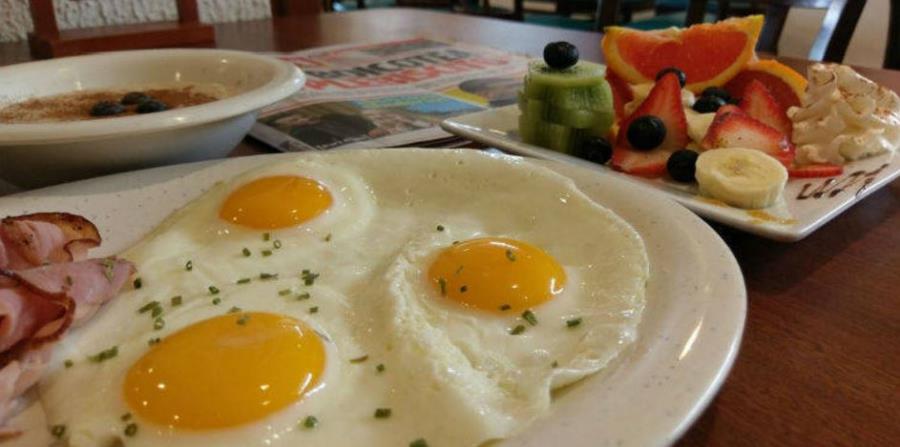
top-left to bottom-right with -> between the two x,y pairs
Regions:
788,63 -> 900,165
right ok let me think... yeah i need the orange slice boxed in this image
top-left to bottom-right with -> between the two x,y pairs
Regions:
602,15 -> 764,93
723,59 -> 807,108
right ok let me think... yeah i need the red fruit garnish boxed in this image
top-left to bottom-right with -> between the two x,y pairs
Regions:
611,145 -> 671,178
701,106 -> 794,166
612,73 -> 689,178
739,80 -> 793,136
788,164 -> 844,178
606,69 -> 633,119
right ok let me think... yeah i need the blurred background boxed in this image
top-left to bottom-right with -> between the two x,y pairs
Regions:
0,0 -> 892,68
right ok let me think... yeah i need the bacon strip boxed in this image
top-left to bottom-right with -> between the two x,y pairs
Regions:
0,213 -> 133,436
0,213 -> 101,270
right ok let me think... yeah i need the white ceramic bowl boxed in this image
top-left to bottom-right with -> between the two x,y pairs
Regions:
0,48 -> 304,187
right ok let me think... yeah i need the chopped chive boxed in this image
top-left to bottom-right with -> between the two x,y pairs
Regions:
153,317 -> 165,330
236,278 -> 251,284
185,260 -> 193,271
259,273 -> 278,280
301,270 -> 319,286
302,415 -> 318,429
89,346 -> 118,363
459,285 -> 468,293
522,310 -> 538,326
133,277 -> 142,289
296,292 -> 311,301
64,359 -> 73,368
228,306 -> 242,314
236,314 -> 250,325
438,278 -> 447,296
436,224 -> 445,232
324,233 -> 332,242
120,412 -> 132,422
263,232 -> 271,241
551,360 -> 559,368
273,240 -> 282,249
349,355 -> 369,364
150,305 -> 163,318
278,289 -> 292,296
452,240 -> 460,245
208,285 -> 220,295
410,439 -> 429,447
309,306 -> 319,314
373,408 -> 392,419
50,424 -> 66,439
212,298 -> 221,305
124,422 -> 138,437
505,249 -> 516,262
499,304 -> 511,311
65,275 -> 74,286
138,301 -> 160,314
242,247 -> 251,257
261,249 -> 273,257
148,337 -> 161,346
509,324 -> 526,335
170,295 -> 182,306
376,363 -> 385,373
455,265 -> 463,275
101,258 -> 115,282
566,317 -> 583,328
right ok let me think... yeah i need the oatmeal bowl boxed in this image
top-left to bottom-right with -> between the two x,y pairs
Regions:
0,48 -> 304,187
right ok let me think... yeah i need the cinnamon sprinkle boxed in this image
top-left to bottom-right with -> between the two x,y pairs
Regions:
0,86 -> 221,124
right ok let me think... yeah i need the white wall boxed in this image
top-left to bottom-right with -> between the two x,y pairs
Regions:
0,0 -> 271,42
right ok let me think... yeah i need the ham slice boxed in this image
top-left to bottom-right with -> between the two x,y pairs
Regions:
0,213 -> 133,436
0,213 -> 100,270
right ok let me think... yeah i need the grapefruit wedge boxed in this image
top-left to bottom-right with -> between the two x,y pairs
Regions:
724,59 -> 807,108
602,15 -> 764,93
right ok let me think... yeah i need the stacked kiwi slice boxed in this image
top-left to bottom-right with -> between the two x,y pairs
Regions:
518,43 -> 615,154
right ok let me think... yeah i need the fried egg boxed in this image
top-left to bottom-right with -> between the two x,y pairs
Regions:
38,149 -> 648,447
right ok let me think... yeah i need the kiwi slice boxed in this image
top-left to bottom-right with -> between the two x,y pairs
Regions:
519,95 -> 614,130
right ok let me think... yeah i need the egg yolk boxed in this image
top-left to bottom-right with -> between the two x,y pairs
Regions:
123,312 -> 325,430
428,238 -> 566,313
219,175 -> 332,229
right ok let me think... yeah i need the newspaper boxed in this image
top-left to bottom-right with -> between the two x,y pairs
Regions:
249,38 -> 529,152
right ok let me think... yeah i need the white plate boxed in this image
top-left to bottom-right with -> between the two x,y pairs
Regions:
441,105 -> 900,241
0,150 -> 744,447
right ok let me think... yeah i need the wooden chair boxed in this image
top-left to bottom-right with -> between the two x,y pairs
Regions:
753,0 -> 867,62
886,0 -> 899,69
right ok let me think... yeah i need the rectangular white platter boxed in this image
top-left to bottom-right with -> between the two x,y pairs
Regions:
442,105 -> 900,241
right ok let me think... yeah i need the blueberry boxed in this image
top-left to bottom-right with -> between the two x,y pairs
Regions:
692,95 -> 726,113
543,42 -> 579,70
89,101 -> 125,117
575,137 -> 612,164
701,87 -> 731,103
666,150 -> 699,182
656,67 -> 686,88
121,92 -> 151,105
136,100 -> 168,114
626,115 -> 667,151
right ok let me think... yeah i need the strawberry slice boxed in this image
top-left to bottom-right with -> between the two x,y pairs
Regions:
788,164 -> 844,178
740,80 -> 793,136
610,145 -> 671,178
612,72 -> 688,177
701,107 -> 795,166
615,72 -> 689,152
606,69 -> 633,119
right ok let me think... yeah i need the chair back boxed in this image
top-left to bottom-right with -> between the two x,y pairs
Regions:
756,0 -> 866,62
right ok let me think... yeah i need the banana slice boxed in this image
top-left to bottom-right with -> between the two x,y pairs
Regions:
695,147 -> 788,209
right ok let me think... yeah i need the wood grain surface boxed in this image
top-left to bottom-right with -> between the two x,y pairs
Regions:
0,9 -> 897,446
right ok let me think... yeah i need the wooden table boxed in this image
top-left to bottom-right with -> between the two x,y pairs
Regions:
1,8 -> 898,446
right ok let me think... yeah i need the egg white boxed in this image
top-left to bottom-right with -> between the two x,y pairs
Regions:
37,149 -> 648,447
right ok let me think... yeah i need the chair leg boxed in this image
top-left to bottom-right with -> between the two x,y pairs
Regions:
886,0 -> 900,69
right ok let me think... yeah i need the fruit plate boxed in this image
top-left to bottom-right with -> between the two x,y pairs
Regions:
0,150 -> 744,447
442,105 -> 900,241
